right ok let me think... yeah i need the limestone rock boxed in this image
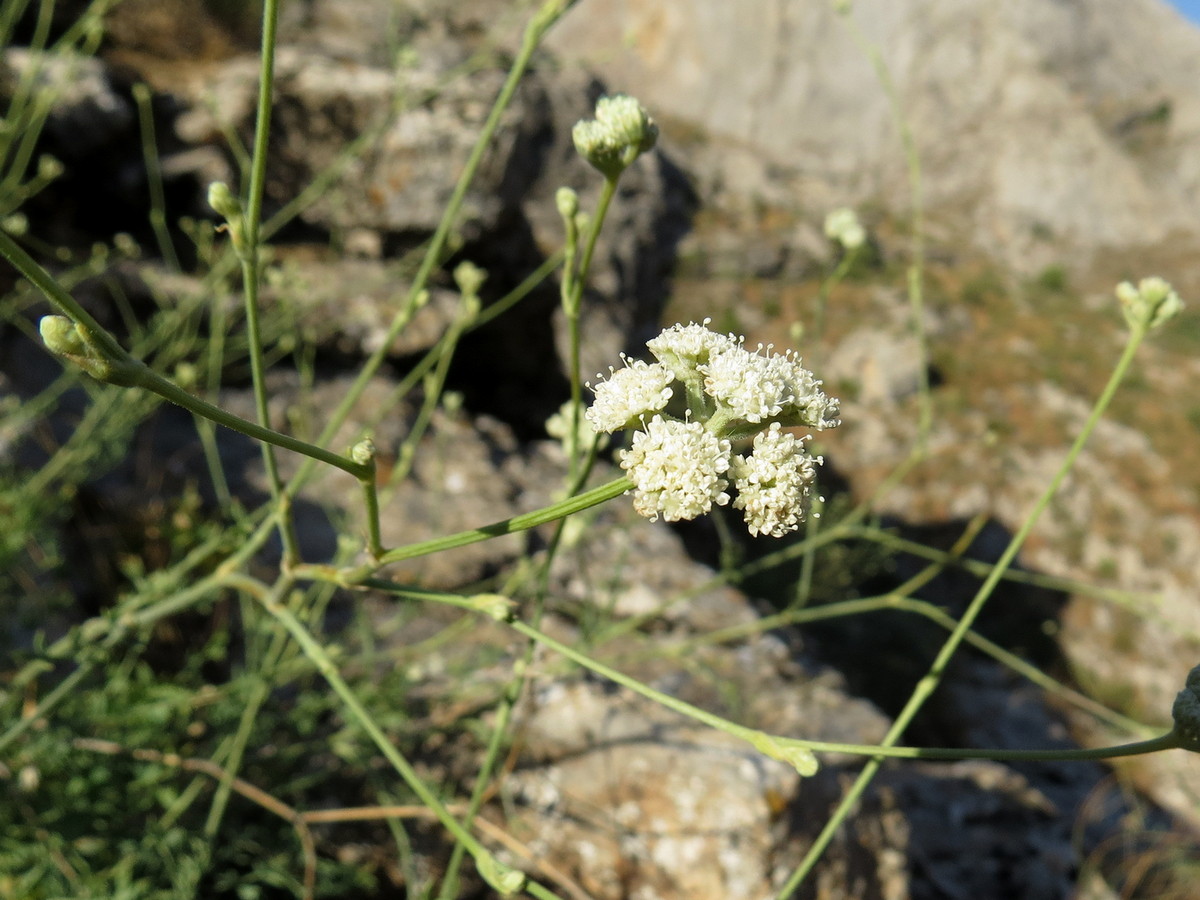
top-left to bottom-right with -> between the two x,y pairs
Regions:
546,0 -> 1200,271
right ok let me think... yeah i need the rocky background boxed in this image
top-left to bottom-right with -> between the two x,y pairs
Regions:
3,0 -> 1200,897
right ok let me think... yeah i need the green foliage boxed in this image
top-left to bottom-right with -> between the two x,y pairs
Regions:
1,0 -> 1194,898
1032,263 -> 1069,294
959,266 -> 1007,307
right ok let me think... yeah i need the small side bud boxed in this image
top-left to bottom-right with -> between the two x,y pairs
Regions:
749,732 -> 819,777
468,593 -> 517,623
453,260 -> 487,300
350,438 -> 377,467
40,315 -> 89,359
208,182 -> 247,253
174,361 -> 198,389
2,212 -> 28,235
39,315 -> 143,386
207,182 -> 242,220
1171,663 -> 1200,752
476,853 -> 527,896
37,155 -> 64,181
556,186 -> 579,221
113,232 -> 141,258
1116,276 -> 1183,330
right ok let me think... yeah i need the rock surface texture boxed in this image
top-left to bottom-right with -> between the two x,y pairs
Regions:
3,0 -> 1200,897
548,0 -> 1200,272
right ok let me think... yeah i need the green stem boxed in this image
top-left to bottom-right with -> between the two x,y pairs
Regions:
0,225 -> 374,481
251,584 -> 526,894
503,620 -> 814,773
143,368 -> 371,479
239,0 -> 299,563
808,247 -> 857,370
777,319 -> 1153,898
564,177 -> 619,473
791,731 -> 1181,762
842,12 -> 930,448
371,476 -> 630,567
131,82 -> 180,271
286,0 -> 574,500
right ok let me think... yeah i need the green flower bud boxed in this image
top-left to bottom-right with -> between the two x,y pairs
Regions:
39,316 -> 143,386
2,212 -> 28,235
350,438 -> 376,467
468,593 -> 516,623
476,853 -> 526,896
37,155 -> 64,181
207,181 -> 242,220
555,186 -> 580,220
453,260 -> 487,300
749,732 -> 819,777
572,94 -> 658,178
208,182 -> 247,253
1115,276 -> 1183,330
39,315 -> 89,359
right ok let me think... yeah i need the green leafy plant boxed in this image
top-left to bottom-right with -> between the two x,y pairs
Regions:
2,1 -> 1197,898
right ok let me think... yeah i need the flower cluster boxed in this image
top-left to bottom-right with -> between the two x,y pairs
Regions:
587,320 -> 839,535
572,94 -> 658,179
1116,277 -> 1183,331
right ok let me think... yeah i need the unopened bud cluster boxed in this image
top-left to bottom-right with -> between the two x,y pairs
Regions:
587,320 -> 839,536
1115,277 -> 1183,331
572,94 -> 658,178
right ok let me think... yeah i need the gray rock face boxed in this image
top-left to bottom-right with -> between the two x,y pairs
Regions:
546,0 -> 1200,270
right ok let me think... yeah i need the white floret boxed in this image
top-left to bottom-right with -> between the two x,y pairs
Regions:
619,415 -> 731,523
646,319 -> 738,385
585,356 -> 675,433
729,423 -> 821,537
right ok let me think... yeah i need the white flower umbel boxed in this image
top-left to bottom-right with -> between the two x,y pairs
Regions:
729,423 -> 820,537
588,320 -> 839,534
701,341 -> 840,435
586,356 -> 674,433
620,415 -> 731,523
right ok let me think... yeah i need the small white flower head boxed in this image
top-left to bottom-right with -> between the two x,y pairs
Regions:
586,355 -> 675,433
729,423 -> 820,537
778,358 -> 841,431
701,342 -> 840,432
824,207 -> 865,250
590,319 -> 839,536
1115,276 -> 1183,330
646,318 -> 738,386
572,94 -> 659,178
619,415 -> 731,523
701,342 -> 794,425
